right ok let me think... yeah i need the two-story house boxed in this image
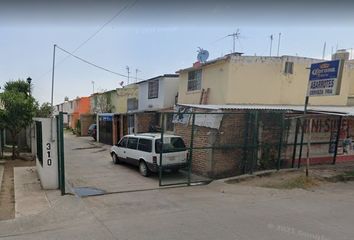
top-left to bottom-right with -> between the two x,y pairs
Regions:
133,74 -> 179,133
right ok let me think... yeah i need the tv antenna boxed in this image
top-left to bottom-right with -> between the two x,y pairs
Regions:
212,29 -> 241,53
227,29 -> 240,53
135,69 -> 140,83
126,66 -> 130,84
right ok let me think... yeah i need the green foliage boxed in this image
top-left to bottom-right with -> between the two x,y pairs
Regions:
0,79 -> 36,159
36,102 -> 54,117
3,79 -> 31,96
76,119 -> 81,136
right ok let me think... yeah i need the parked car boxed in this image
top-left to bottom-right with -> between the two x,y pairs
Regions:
88,124 -> 97,140
110,133 -> 188,177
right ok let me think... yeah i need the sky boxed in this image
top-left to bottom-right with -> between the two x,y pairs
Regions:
1,0 -> 354,105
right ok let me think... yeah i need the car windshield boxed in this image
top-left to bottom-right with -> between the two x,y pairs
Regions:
155,137 -> 186,153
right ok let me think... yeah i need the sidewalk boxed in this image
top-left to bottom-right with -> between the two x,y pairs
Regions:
0,165 -> 114,239
14,167 -> 54,218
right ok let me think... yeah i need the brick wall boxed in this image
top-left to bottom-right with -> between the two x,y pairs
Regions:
80,114 -> 96,136
175,112 -> 248,178
136,112 -> 157,133
174,110 -> 289,179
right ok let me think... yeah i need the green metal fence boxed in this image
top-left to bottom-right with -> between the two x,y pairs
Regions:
158,110 -> 291,186
56,112 -> 65,195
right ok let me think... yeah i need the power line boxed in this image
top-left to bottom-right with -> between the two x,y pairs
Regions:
35,0 -> 138,81
70,0 -> 139,55
55,45 -> 144,80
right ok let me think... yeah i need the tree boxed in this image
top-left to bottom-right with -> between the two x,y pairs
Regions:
0,80 -> 36,159
36,102 -> 54,117
95,91 -> 113,113
3,79 -> 31,96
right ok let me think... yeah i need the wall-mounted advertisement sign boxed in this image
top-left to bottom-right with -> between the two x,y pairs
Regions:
307,59 -> 343,96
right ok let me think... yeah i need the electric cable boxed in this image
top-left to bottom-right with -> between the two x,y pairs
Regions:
55,45 -> 144,80
35,0 -> 139,81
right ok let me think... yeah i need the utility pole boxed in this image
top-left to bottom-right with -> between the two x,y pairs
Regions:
50,44 -> 56,142
91,81 -> 95,94
126,66 -> 130,84
135,69 -> 140,83
269,34 -> 273,56
322,42 -> 326,60
277,33 -> 281,57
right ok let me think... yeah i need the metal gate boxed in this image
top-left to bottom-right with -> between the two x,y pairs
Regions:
158,110 -> 290,186
56,112 -> 65,195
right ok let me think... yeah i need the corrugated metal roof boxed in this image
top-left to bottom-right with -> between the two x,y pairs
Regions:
178,104 -> 304,111
178,104 -> 354,116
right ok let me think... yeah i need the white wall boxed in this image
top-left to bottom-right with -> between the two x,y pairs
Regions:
162,77 -> 179,107
34,118 -> 59,190
138,77 -> 179,111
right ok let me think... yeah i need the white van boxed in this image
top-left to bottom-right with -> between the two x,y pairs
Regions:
110,133 -> 188,177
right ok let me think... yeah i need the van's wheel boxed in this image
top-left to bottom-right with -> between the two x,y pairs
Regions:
112,153 -> 120,164
139,160 -> 150,177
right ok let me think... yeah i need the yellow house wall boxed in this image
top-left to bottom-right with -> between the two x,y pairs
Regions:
115,85 -> 138,113
178,56 -> 353,106
178,61 -> 229,105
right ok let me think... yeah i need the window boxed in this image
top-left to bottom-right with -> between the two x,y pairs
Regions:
118,137 -> 128,147
127,137 -> 138,149
187,70 -> 202,91
148,80 -> 159,99
127,98 -> 138,111
138,139 -> 152,152
155,137 -> 186,153
284,61 -> 294,74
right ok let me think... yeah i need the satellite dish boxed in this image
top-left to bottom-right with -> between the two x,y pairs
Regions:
119,81 -> 124,87
197,47 -> 209,63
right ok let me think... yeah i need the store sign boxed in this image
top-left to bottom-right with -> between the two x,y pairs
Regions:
308,60 -> 342,96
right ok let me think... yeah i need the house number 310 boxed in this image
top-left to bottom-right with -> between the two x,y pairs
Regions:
46,143 -> 52,166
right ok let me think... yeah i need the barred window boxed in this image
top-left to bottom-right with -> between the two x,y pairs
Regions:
284,61 -> 294,74
188,70 -> 202,91
148,80 -> 159,99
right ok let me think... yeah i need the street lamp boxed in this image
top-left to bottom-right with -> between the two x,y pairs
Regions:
26,77 -> 32,96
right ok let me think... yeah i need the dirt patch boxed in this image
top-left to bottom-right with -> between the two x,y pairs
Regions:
0,159 -> 35,220
236,171 -> 321,190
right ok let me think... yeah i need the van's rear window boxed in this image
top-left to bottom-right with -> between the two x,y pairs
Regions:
155,137 -> 186,153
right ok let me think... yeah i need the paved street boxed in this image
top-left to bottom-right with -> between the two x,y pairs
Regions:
64,134 -> 158,193
0,135 -> 353,239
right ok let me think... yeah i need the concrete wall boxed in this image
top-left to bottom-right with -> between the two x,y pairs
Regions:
162,77 -> 179,108
34,118 -> 58,190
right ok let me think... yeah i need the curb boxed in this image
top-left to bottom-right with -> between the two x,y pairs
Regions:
220,168 -> 300,184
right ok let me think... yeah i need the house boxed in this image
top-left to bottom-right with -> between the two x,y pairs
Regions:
70,97 -> 91,134
171,51 -> 354,178
54,98 -> 74,128
94,84 -> 138,145
177,52 -> 354,106
133,74 -> 179,134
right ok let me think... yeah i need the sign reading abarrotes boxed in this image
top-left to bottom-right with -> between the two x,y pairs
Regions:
308,60 -> 341,96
